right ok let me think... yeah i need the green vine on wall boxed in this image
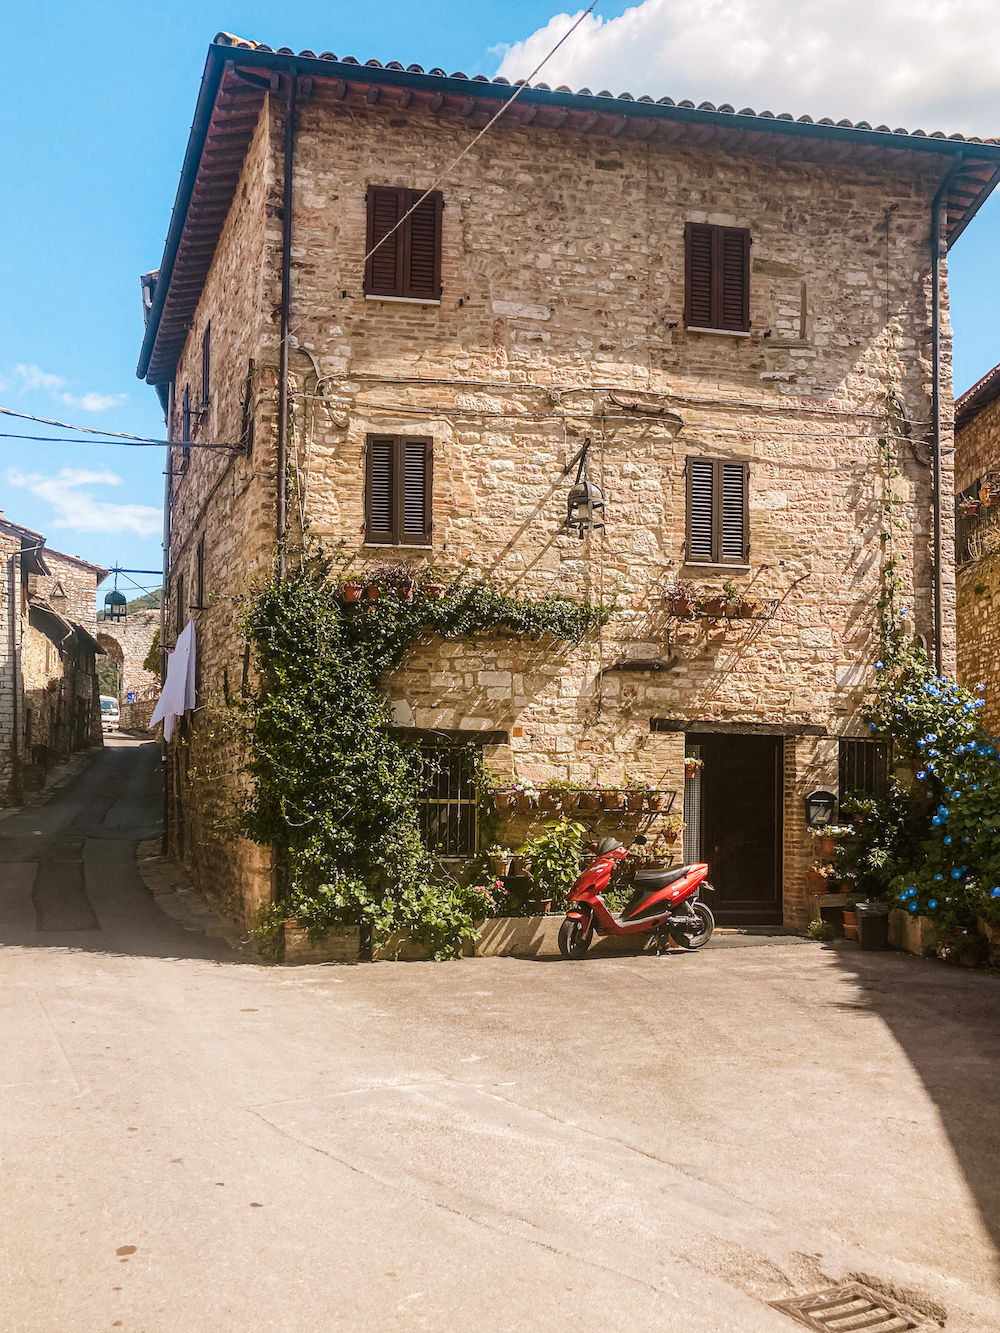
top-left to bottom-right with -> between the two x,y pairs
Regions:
236,551 -> 606,958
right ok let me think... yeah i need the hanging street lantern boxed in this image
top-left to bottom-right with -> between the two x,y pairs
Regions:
104,589 -> 127,622
566,438 -> 605,540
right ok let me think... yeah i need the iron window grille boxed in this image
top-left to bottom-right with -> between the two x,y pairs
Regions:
416,744 -> 478,858
839,738 -> 890,798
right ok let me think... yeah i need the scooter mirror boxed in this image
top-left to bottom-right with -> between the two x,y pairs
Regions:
632,834 -> 648,846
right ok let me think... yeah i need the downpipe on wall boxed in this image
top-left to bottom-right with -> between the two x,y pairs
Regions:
930,151 -> 963,675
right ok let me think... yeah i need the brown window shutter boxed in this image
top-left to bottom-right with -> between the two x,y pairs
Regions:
365,436 -> 396,542
365,188 -> 405,297
684,223 -> 714,328
684,223 -> 750,331
403,191 -> 442,300
686,458 -> 716,562
719,228 -> 750,332
401,438 -> 433,543
720,462 -> 749,563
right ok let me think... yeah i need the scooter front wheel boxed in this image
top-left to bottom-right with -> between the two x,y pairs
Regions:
670,902 -> 715,951
558,917 -> 593,959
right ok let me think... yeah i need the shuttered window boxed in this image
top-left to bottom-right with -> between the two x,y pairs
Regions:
684,223 -> 751,332
364,434 -> 433,546
364,187 -> 443,301
685,458 -> 749,565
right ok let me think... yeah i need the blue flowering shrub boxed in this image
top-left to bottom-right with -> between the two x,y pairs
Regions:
863,650 -> 997,934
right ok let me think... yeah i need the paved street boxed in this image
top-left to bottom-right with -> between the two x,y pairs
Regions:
2,738 -> 1000,1331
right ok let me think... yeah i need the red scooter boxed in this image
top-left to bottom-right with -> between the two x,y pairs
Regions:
558,835 -> 715,959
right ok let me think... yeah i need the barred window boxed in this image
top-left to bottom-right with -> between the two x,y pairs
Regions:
416,744 -> 478,857
839,738 -> 890,798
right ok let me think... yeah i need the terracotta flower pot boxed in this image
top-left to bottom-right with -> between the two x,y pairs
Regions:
560,792 -> 580,812
724,603 -> 743,619
489,855 -> 512,878
494,790 -> 516,812
539,792 -> 559,812
818,837 -> 838,857
704,597 -> 727,618
842,909 -> 859,942
646,793 -> 667,812
515,792 -> 535,812
600,791 -> 622,810
364,584 -> 379,601
580,792 -> 601,811
625,790 -> 645,812
422,583 -> 446,599
662,828 -> 679,845
511,856 -> 531,876
396,582 -> 415,601
736,601 -> 758,619
527,899 -> 553,916
668,595 -> 695,618
342,583 -> 362,603
684,763 -> 701,779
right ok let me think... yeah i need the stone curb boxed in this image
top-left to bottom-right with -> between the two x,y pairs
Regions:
135,838 -> 247,953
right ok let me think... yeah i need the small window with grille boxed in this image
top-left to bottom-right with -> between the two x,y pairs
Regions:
839,738 -> 890,798
416,744 -> 478,858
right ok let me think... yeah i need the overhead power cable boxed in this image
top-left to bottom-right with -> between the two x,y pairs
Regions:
360,0 -> 601,273
0,407 -> 241,450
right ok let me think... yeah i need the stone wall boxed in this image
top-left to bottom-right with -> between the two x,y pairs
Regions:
155,85 -> 955,927
955,400 -> 1000,734
95,608 -> 160,699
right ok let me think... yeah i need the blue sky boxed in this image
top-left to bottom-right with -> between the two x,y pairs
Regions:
2,0 -> 999,603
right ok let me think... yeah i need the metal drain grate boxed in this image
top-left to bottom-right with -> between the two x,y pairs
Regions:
769,1283 -> 937,1331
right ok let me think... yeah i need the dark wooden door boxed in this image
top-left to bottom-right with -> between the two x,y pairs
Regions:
696,733 -> 782,925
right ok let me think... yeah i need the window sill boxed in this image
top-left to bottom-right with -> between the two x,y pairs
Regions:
685,326 -> 751,338
365,294 -> 441,306
363,543 -> 432,551
683,562 -> 752,571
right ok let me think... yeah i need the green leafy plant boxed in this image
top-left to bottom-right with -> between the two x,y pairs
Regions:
143,628 -> 161,676
807,919 -> 837,942
514,819 -> 587,910
235,551 -> 606,958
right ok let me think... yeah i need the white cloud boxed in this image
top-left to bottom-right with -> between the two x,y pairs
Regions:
1,363 -> 127,412
58,391 -> 129,412
6,468 -> 161,538
496,1 -> 1000,137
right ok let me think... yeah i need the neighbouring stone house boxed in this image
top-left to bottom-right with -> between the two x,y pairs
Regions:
136,31 -> 1000,928
96,608 -> 161,728
0,514 -> 106,803
954,366 -> 1000,734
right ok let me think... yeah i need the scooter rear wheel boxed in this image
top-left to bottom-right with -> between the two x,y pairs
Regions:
670,902 -> 714,951
558,917 -> 593,959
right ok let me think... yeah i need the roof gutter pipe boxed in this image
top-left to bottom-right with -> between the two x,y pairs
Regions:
930,150 -> 963,676
277,70 -> 297,579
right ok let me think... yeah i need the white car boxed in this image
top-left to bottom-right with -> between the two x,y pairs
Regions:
100,696 -> 120,732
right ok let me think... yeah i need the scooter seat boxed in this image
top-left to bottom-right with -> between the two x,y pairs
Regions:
633,864 -> 695,890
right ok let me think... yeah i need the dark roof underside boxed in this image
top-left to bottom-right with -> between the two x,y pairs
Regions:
138,34 -> 1000,386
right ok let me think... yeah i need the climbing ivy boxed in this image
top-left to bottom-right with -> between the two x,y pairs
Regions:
236,552 -> 605,957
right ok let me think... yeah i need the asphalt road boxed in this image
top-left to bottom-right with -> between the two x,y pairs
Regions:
2,737 -> 1000,1331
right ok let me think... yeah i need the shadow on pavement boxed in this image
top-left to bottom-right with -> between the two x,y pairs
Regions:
829,940 -> 1000,1265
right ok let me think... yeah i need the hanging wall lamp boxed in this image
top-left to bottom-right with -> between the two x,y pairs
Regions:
566,438 -> 605,540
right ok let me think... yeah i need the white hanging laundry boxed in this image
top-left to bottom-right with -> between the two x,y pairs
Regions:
149,620 -> 197,742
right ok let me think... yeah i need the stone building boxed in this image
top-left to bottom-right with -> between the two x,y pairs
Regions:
0,514 -> 105,803
96,608 -> 161,728
954,366 -> 1000,734
136,32 -> 1000,928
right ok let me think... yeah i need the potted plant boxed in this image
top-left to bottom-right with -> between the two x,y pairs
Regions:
494,788 -> 517,812
580,788 -> 601,811
539,786 -> 560,812
363,581 -> 380,601
624,780 -> 647,812
665,576 -> 698,619
544,778 -> 578,812
341,580 -> 362,603
514,781 -> 540,813
840,890 -> 867,942
960,496 -> 980,519
806,861 -> 838,894
599,783 -> 622,811
809,823 -> 854,858
422,581 -> 446,599
486,845 -> 512,878
684,755 -> 704,780
722,579 -> 745,619
646,788 -> 669,812
703,594 -> 727,618
661,817 -> 684,846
